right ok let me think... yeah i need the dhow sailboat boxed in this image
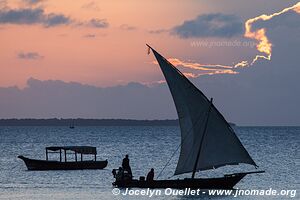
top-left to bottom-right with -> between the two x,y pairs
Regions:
113,45 -> 264,189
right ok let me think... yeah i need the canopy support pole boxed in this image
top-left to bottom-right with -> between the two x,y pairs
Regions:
64,150 -> 67,162
192,98 -> 213,179
60,149 -> 62,162
46,149 -> 48,161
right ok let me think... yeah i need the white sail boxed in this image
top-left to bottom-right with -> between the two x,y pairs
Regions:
149,46 -> 257,176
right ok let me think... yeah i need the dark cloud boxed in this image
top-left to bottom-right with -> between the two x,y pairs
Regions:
172,13 -> 243,38
18,52 -> 43,60
44,13 -> 70,27
252,10 -> 300,31
0,8 -> 43,24
0,78 -> 175,119
87,18 -> 109,28
0,6 -> 110,29
120,24 -> 136,31
0,7 -> 71,27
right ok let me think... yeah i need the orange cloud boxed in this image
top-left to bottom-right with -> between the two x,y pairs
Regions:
158,2 -> 300,80
152,57 -> 238,78
244,2 -> 300,65
294,4 -> 300,13
234,60 -> 248,68
167,58 -> 233,70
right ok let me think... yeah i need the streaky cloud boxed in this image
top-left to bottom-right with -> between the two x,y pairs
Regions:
120,24 -> 136,31
17,51 -> 43,60
152,57 -> 238,78
83,34 -> 96,38
148,28 -> 168,34
22,0 -> 44,6
81,1 -> 100,11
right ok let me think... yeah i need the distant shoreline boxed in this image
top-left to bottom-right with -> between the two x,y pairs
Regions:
0,119 -> 179,126
0,119 -> 236,126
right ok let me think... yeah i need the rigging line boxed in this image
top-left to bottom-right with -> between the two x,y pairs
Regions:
170,115 -> 207,179
156,109 -> 208,179
156,135 -> 183,179
168,108 -> 209,179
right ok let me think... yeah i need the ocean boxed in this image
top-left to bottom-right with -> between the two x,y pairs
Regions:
0,126 -> 299,200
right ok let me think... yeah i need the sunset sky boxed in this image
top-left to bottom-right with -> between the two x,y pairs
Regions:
0,0 -> 299,87
1,0 -> 300,125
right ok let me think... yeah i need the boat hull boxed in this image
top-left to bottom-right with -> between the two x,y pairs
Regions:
113,173 -> 246,189
18,156 -> 108,170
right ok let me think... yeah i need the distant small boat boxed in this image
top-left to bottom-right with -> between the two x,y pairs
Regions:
113,45 -> 264,189
18,146 -> 108,170
69,119 -> 75,129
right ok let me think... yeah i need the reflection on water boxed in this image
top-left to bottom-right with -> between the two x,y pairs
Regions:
0,126 -> 299,199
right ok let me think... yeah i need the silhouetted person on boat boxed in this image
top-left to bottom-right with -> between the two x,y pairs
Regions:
112,169 -> 117,178
146,168 -> 154,181
115,167 -> 124,181
122,154 -> 132,177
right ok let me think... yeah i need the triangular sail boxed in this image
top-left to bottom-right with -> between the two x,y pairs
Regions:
148,45 -> 257,176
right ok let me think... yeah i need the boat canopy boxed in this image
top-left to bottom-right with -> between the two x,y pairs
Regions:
46,146 -> 97,154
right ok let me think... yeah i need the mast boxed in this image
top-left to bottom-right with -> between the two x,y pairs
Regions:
192,98 -> 213,179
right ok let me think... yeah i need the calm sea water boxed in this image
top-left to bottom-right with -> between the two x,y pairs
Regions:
0,126 -> 299,200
